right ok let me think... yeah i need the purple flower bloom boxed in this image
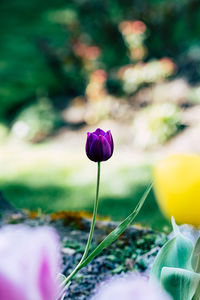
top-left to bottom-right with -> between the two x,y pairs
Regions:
86,128 -> 114,162
0,225 -> 61,300
92,275 -> 172,300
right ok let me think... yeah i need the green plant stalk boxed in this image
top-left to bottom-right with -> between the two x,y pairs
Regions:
79,183 -> 152,268
62,172 -> 152,289
64,162 -> 101,284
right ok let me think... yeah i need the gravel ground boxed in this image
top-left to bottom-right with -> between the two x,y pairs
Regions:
0,208 -> 167,300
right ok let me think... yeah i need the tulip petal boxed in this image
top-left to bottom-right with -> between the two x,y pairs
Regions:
86,132 -> 91,155
0,226 -> 61,300
93,128 -> 106,136
99,135 -> 112,161
104,130 -> 114,153
91,135 -> 111,162
35,228 -> 61,300
86,133 -> 99,161
88,137 -> 100,161
0,274 -> 27,300
92,276 -> 172,300
38,255 -> 57,300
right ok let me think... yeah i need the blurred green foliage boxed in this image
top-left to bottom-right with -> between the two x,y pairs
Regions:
133,103 -> 182,148
0,153 -> 169,230
11,97 -> 60,142
1,0 -> 200,121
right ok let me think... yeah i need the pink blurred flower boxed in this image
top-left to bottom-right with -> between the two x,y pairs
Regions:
73,42 -> 100,60
0,226 -> 61,300
160,58 -> 176,74
90,69 -> 107,83
119,20 -> 146,35
92,275 -> 172,300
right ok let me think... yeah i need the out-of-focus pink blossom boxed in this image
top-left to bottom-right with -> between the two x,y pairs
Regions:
0,226 -> 61,300
90,69 -> 107,83
73,42 -> 100,60
160,58 -> 176,74
92,275 -> 172,300
119,20 -> 146,35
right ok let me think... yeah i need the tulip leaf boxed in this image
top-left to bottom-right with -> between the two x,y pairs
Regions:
171,216 -> 180,235
58,273 -> 67,286
192,283 -> 200,300
193,284 -> 200,300
161,267 -> 200,300
151,221 -> 193,280
192,237 -> 200,273
79,183 -> 152,268
57,273 -> 70,300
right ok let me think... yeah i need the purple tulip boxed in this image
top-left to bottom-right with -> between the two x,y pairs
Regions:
92,275 -> 172,300
86,128 -> 114,162
0,225 -> 61,300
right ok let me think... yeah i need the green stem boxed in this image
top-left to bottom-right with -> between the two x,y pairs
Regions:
64,162 -> 101,284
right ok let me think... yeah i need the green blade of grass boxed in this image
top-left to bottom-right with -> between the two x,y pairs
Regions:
80,183 -> 153,268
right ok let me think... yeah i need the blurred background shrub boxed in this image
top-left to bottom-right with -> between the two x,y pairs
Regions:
1,0 -> 200,124
133,103 -> 183,148
11,96 -> 61,142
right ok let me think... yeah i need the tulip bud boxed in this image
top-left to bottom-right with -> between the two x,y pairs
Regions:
86,128 -> 114,162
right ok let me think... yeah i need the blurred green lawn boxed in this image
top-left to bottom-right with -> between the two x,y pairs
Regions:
0,142 -> 170,231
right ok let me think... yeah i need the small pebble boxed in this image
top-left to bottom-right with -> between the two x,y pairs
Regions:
62,247 -> 76,255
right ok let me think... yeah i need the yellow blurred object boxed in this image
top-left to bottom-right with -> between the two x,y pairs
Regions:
154,154 -> 200,226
